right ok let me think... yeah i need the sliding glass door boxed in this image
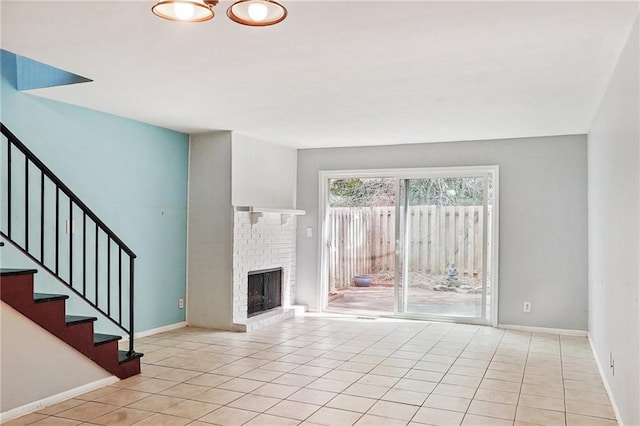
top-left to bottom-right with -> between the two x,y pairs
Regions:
321,167 -> 498,325
396,174 -> 494,323
325,177 -> 396,315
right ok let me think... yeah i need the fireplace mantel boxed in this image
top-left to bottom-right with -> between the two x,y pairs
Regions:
234,206 -> 306,226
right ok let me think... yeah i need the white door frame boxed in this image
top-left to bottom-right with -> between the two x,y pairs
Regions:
318,166 -> 500,326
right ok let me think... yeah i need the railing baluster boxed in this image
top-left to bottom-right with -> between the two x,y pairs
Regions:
129,257 -> 135,356
83,212 -> 87,296
69,198 -> 73,286
40,171 -> 44,262
25,156 -> 29,252
119,247 -> 122,324
95,224 -> 99,306
7,141 -> 11,238
107,236 -> 111,315
55,187 -> 59,274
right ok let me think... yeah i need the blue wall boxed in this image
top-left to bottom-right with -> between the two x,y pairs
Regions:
1,50 -> 189,333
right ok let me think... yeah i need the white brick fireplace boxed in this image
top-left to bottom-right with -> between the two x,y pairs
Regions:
232,208 -> 303,331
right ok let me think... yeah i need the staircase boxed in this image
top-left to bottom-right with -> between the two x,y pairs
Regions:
0,123 -> 143,380
1,269 -> 142,378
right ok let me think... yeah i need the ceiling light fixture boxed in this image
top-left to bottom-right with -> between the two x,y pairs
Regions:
227,0 -> 287,26
151,0 -> 287,26
151,0 -> 217,22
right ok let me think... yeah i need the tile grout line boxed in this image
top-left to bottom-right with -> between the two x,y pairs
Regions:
514,330 -> 533,426
559,334 -> 567,426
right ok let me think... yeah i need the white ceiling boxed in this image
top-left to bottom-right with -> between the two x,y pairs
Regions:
1,1 -> 638,148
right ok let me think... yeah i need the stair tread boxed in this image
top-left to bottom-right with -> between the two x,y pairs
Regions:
118,350 -> 144,364
0,268 -> 38,276
65,315 -> 97,325
94,333 -> 122,345
34,293 -> 69,303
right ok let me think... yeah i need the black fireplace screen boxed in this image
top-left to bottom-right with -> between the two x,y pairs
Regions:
247,267 -> 282,317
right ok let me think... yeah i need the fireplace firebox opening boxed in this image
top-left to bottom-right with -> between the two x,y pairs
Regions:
247,267 -> 282,317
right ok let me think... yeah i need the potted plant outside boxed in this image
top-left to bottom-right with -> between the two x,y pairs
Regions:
354,274 -> 372,287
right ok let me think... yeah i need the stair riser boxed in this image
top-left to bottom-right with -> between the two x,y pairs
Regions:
94,341 -> 120,367
57,322 -> 97,358
0,274 -> 35,306
114,359 -> 141,379
1,284 -> 68,331
24,300 -> 68,331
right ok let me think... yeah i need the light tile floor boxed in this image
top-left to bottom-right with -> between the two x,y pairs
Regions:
8,315 -> 618,426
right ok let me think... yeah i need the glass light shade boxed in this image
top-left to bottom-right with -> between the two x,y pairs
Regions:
152,0 -> 214,22
227,0 -> 287,26
248,3 -> 268,22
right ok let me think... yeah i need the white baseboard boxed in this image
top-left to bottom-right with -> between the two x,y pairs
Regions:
120,321 -> 188,342
498,323 -> 588,336
0,376 -> 118,424
588,334 -> 624,426
290,305 -> 308,314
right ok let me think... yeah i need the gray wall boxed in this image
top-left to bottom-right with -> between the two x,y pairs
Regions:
296,135 -> 588,330
187,132 -> 234,330
588,14 -> 639,425
231,133 -> 298,209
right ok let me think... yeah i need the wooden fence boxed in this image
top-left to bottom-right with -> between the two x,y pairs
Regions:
328,206 -> 490,290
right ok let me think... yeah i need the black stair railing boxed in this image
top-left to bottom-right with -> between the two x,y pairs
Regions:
1,123 -> 137,356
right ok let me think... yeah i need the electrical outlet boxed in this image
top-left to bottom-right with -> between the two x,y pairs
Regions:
523,301 -> 531,313
178,298 -> 184,309
306,227 -> 313,237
